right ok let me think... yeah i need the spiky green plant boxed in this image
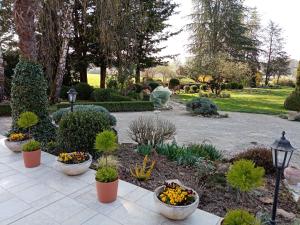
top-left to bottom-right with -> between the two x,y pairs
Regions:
223,209 -> 261,225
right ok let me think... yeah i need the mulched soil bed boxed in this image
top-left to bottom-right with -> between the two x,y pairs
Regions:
117,143 -> 300,224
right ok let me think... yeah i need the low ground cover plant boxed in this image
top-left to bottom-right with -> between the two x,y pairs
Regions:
186,97 -> 218,116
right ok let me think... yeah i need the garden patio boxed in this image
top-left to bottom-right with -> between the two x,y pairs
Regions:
0,138 -> 221,225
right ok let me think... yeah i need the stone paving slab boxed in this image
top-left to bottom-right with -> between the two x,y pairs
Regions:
0,138 -> 222,225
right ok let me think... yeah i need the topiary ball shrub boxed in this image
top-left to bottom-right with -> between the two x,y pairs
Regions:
226,159 -> 265,192
190,85 -> 199,93
10,59 -> 56,143
186,98 -> 218,116
232,147 -> 275,175
74,82 -> 94,100
52,105 -> 116,126
57,111 -> 111,156
223,209 -> 261,225
184,85 -> 190,93
284,90 -> 300,112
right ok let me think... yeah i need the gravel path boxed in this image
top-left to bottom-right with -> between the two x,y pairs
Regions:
1,102 -> 299,166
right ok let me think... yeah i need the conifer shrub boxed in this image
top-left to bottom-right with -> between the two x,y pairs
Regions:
223,209 -> 261,225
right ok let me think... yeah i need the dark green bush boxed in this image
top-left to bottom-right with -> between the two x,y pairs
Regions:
92,88 -> 131,102
186,98 -> 218,115
57,111 -> 111,156
232,147 -> 275,174
284,90 -> 300,112
10,59 -> 55,143
226,82 -> 243,90
169,78 -> 180,89
74,82 -> 94,100
132,83 -> 144,93
148,82 -> 161,91
107,80 -> 118,89
52,105 -> 116,126
0,104 -> 11,116
60,85 -> 70,99
56,101 -> 154,112
201,84 -> 209,91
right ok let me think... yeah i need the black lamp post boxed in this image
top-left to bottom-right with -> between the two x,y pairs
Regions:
269,131 -> 296,225
67,88 -> 77,112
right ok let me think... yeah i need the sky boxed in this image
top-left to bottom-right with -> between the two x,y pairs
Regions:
162,0 -> 300,63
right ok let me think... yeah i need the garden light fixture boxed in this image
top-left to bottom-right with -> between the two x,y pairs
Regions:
269,131 -> 296,225
67,88 -> 77,112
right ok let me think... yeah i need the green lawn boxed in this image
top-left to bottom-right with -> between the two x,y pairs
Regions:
177,88 -> 294,115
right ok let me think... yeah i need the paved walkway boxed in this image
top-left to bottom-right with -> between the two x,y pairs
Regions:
0,138 -> 221,225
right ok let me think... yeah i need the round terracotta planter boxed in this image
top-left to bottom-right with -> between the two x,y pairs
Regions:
23,149 -> 41,168
96,179 -> 118,203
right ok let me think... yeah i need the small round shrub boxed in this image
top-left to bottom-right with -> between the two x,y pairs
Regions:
95,166 -> 118,183
107,80 -> 118,89
52,105 -> 116,126
148,82 -> 161,91
184,85 -> 190,93
186,98 -> 218,116
22,140 -> 41,152
190,85 -> 199,93
284,90 -> 300,112
169,78 -> 180,89
223,209 -> 261,225
74,82 -> 94,100
220,92 -> 231,98
226,159 -> 265,192
232,147 -> 275,174
57,111 -> 111,155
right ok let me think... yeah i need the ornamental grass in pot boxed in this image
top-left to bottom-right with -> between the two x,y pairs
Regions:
94,130 -> 118,203
22,140 -> 41,168
5,112 -> 38,152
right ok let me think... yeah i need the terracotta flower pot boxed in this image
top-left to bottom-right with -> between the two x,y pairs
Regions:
23,149 -> 41,168
96,179 -> 118,203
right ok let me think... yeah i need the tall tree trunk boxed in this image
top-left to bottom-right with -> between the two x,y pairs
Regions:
14,0 -> 37,61
100,63 -> 106,88
135,65 -> 141,83
0,47 -> 4,101
80,67 -> 88,83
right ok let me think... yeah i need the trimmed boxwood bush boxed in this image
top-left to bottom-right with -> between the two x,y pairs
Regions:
56,101 -> 154,112
52,105 -> 116,126
92,88 -> 132,102
74,82 -> 94,100
57,111 -> 111,156
186,98 -> 218,115
0,104 -> 11,116
10,59 -> 55,143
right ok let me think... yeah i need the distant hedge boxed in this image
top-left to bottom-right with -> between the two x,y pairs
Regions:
56,101 -> 154,112
0,104 -> 11,116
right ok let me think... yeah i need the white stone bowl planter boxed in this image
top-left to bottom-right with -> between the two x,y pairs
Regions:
4,138 -> 30,153
55,154 -> 92,176
153,185 -> 199,220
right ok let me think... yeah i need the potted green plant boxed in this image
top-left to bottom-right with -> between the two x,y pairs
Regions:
22,140 -> 41,168
94,130 -> 118,203
4,112 -> 38,152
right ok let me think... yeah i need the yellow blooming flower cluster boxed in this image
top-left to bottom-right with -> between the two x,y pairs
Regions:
58,152 -> 89,164
9,133 -> 26,142
159,183 -> 195,206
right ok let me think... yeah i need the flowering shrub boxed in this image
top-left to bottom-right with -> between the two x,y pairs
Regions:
9,133 -> 27,142
58,152 -> 90,164
158,182 -> 196,206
